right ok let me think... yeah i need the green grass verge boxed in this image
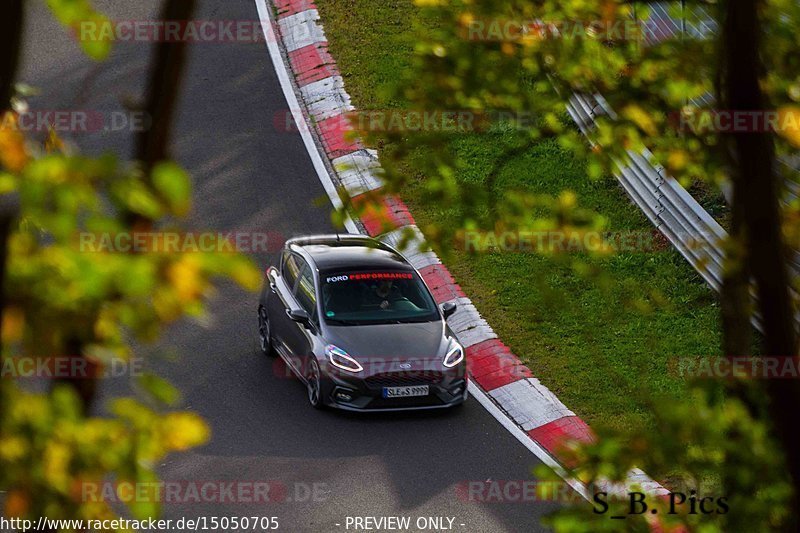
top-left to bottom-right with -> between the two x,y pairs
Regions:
315,0 -> 722,433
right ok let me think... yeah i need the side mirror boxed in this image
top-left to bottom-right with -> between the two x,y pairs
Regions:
267,268 -> 279,293
287,308 -> 311,326
441,301 -> 457,319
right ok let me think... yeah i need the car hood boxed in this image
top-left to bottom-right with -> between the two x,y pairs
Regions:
324,320 -> 451,361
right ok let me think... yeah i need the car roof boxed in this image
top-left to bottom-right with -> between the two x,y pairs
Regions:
287,234 -> 413,273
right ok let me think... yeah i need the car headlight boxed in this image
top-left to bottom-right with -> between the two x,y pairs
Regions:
325,345 -> 363,373
443,341 -> 465,368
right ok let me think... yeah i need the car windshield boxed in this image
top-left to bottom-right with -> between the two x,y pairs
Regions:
320,270 -> 439,326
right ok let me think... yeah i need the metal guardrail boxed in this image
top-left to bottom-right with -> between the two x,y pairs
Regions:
566,91 -> 800,332
561,2 -> 800,332
565,2 -> 800,332
567,93 -> 727,291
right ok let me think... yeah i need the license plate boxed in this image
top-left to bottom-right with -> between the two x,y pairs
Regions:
382,385 -> 429,398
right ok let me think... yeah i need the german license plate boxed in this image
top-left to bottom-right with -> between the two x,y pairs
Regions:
382,385 -> 429,398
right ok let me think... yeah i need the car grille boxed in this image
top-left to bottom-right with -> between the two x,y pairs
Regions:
367,394 -> 446,409
365,370 -> 444,389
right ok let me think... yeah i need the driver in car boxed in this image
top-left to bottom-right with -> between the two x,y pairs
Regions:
371,280 -> 418,311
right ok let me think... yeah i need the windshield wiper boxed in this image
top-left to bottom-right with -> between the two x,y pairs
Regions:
325,318 -> 363,326
393,317 -> 438,324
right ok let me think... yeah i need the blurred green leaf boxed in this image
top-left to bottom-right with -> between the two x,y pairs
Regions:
138,373 -> 180,406
46,0 -> 112,60
152,161 -> 192,217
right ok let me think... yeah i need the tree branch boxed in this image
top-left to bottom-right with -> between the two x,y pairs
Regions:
135,0 -> 197,173
0,0 -> 24,109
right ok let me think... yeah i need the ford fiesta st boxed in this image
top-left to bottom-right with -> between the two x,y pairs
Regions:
257,234 -> 468,411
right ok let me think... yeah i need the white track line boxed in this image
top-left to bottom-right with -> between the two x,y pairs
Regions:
468,382 -> 591,502
254,0 -> 591,505
254,0 -> 359,234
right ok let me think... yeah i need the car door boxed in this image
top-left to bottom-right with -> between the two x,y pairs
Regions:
285,259 -> 319,376
268,250 -> 302,367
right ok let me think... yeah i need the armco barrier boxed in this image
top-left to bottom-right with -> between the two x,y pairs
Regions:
567,93 -> 725,295
568,2 -> 800,332
567,86 -> 798,333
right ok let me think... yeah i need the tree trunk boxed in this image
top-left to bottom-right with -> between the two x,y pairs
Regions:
719,192 -> 752,357
0,0 -> 24,109
52,339 -> 98,413
721,0 -> 800,523
0,0 -> 23,428
0,195 -> 19,423
135,0 -> 197,173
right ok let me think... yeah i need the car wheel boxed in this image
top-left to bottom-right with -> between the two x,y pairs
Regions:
306,357 -> 324,409
258,306 -> 275,356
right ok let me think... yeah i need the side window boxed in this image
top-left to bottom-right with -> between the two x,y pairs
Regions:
294,262 -> 318,320
281,251 -> 301,291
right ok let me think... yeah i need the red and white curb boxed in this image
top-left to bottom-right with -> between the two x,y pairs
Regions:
256,0 -> 672,509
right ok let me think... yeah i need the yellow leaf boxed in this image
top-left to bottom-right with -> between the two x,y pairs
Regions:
229,261 -> 261,292
168,256 -> 204,302
162,412 -> 210,451
93,303 -> 123,341
153,291 -> 181,322
1,306 -> 24,343
44,442 -> 72,490
622,104 -> 658,136
667,150 -> 689,171
0,112 -> 29,173
777,106 -> 800,148
0,437 -> 27,461
45,127 -> 65,153
559,190 -> 577,209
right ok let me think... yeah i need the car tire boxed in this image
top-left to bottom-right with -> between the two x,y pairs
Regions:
306,357 -> 325,410
258,306 -> 275,357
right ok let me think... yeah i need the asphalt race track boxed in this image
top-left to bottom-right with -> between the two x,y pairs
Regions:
18,0 -> 574,530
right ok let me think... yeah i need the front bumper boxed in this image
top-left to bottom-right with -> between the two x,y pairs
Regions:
322,362 -> 468,411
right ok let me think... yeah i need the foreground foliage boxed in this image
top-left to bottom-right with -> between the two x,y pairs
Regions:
1,1 -> 259,527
